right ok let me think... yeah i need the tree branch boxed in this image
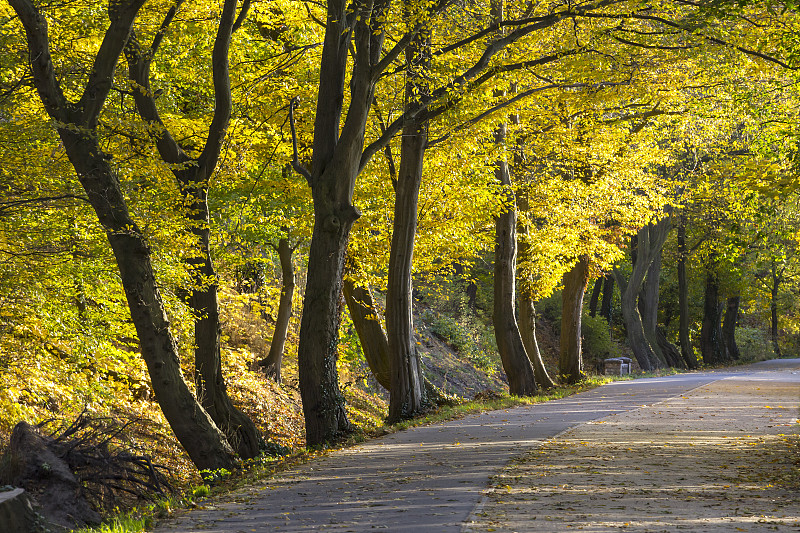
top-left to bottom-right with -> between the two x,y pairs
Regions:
198,0 -> 240,178
289,97 -> 312,184
7,0 -> 68,121
80,0 -> 148,127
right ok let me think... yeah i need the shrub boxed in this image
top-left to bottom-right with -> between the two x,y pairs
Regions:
581,313 -> 620,365
735,327 -> 777,362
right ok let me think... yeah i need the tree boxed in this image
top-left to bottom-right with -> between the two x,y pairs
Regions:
676,213 -> 699,368
493,138 -> 538,395
125,0 -> 263,459
385,4 -> 432,421
559,256 -> 590,383
8,0 -> 236,470
614,219 -> 671,371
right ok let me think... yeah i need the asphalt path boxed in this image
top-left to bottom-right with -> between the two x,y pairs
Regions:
155,359 -> 800,533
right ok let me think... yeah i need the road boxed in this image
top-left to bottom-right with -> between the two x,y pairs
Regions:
155,359 -> 800,532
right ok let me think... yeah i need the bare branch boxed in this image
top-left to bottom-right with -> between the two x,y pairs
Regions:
289,97 -> 312,183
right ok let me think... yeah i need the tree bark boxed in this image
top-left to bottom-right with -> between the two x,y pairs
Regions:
515,206 -> 555,390
638,230 -> 676,367
260,237 -> 294,383
493,147 -> 537,396
721,295 -> 740,361
613,218 -> 671,371
81,163 -> 236,470
588,278 -> 603,317
770,262 -> 782,357
343,274 -> 456,405
677,214 -> 698,368
343,276 -> 391,390
298,192 -> 358,445
189,214 -> 263,460
295,0 -> 390,446
599,274 -> 614,324
700,266 -> 725,365
386,21 -> 430,423
657,328 -> 685,368
559,256 -> 589,383
639,241 -> 663,358
10,0 -> 237,470
518,297 -> 555,389
126,0 -> 263,459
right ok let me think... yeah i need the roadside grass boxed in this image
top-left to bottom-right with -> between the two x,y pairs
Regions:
75,368 -> 679,533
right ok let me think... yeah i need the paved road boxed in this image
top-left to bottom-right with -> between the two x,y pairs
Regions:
156,359 -> 800,532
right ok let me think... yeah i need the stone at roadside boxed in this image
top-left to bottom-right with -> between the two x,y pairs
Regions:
0,422 -> 101,532
0,487 -> 45,533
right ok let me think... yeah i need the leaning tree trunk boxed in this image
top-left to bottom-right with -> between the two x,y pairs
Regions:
493,141 -> 537,396
343,276 -> 392,389
676,214 -> 698,368
700,266 -> 725,365
559,256 -> 589,384
613,218 -> 671,371
126,0 -> 263,459
518,297 -> 555,389
656,328 -> 685,368
721,295 -> 740,361
343,275 -> 453,405
260,237 -> 295,383
67,140 -> 237,471
638,237 -> 668,366
385,22 -> 430,423
10,0 -> 237,470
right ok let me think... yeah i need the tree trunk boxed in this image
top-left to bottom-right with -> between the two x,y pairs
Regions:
599,274 -> 614,324
493,148 -> 537,396
613,218 -> 671,371
298,193 -> 358,445
343,275 -> 456,406
639,243 -> 661,351
638,232 -> 670,367
126,0 -> 263,459
67,138 -> 237,471
677,214 -> 698,368
343,276 -> 391,390
518,297 -> 555,389
657,328 -> 685,368
386,23 -> 430,423
770,262 -> 782,357
515,208 -> 555,390
261,237 -> 294,383
722,295 -> 740,361
10,0 -> 238,470
189,219 -> 263,460
588,278 -> 603,317
700,266 -> 724,365
559,256 -> 589,384
297,0 -> 387,446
